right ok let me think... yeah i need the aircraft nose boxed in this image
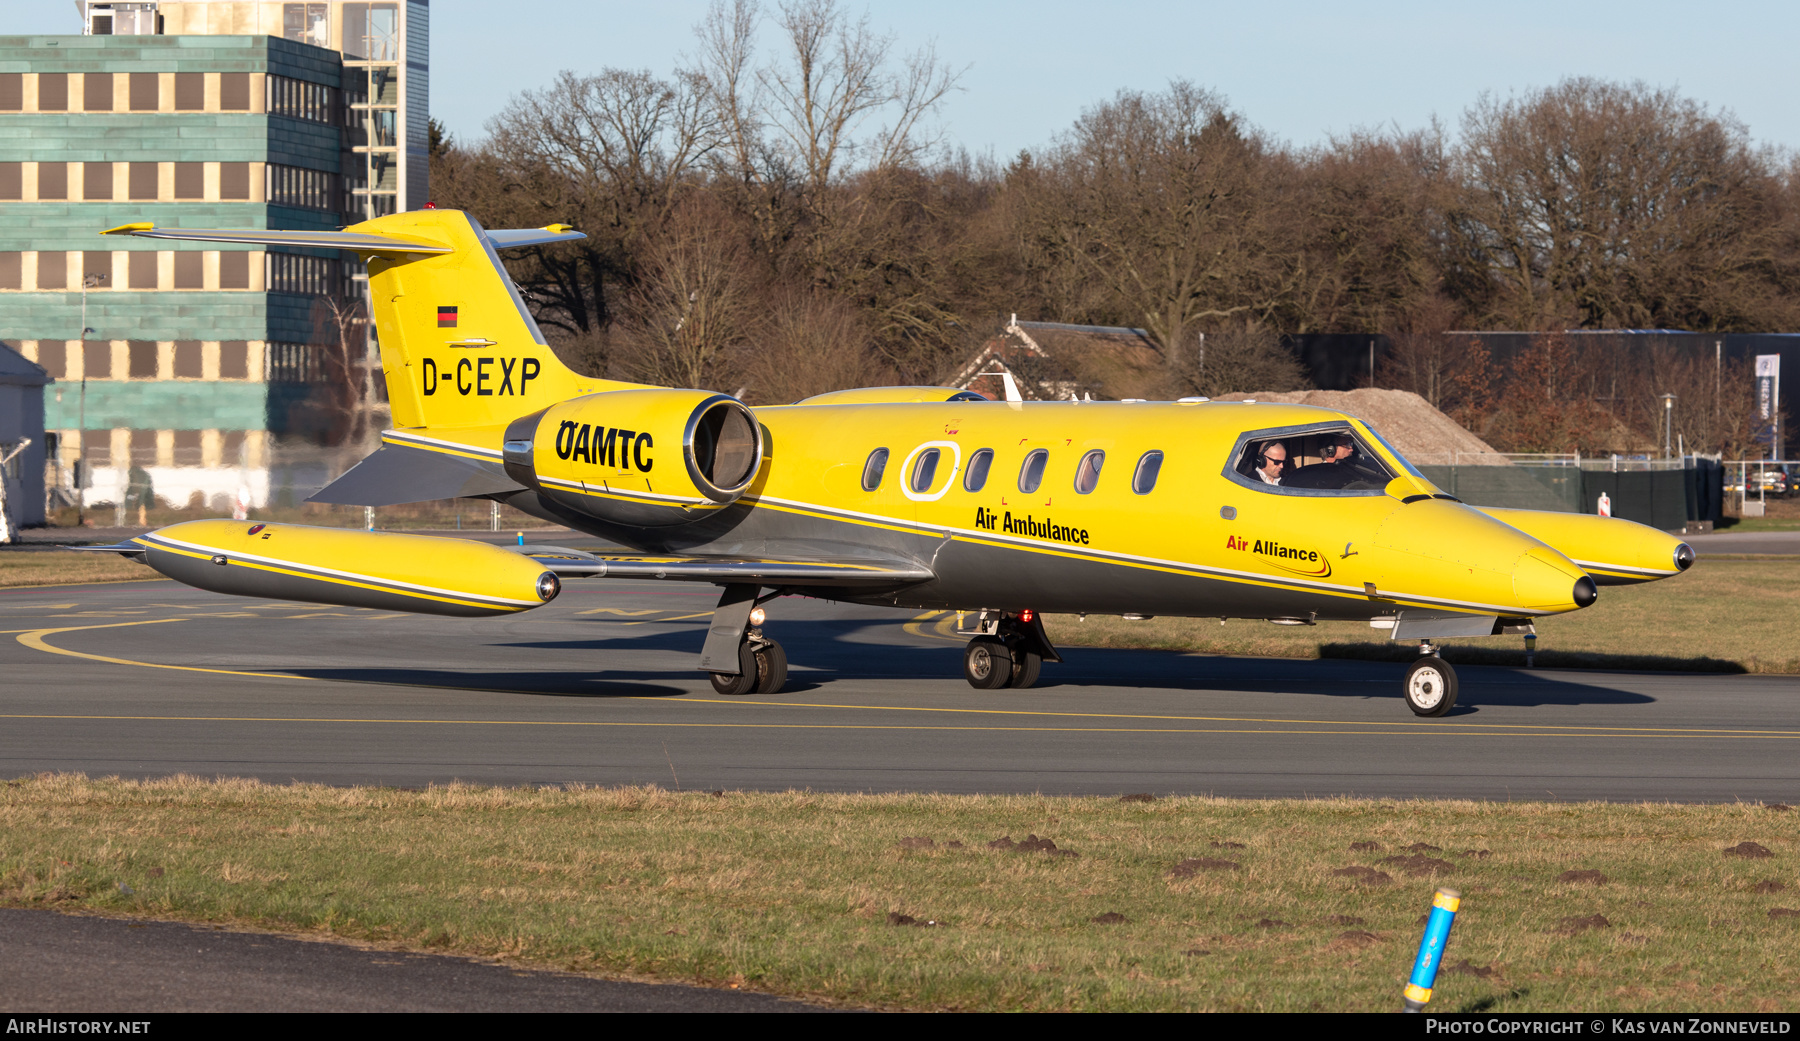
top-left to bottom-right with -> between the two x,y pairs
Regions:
1573,575 -> 1598,608
1674,543 -> 1695,571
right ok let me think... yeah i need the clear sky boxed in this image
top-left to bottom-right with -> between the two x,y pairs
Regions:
15,1 -> 1800,158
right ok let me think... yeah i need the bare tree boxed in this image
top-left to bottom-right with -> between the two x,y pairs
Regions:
1450,79 -> 1792,331
1172,320 -> 1307,398
1010,83 -> 1297,368
615,196 -> 760,391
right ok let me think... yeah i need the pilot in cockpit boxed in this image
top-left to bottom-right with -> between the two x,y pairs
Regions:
1253,441 -> 1287,485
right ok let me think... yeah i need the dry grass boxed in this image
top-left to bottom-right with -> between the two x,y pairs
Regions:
0,550 -> 164,588
1048,559 -> 1800,674
2,775 -> 1796,1012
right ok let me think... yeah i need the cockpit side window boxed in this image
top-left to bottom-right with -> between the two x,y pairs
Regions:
1229,425 -> 1395,495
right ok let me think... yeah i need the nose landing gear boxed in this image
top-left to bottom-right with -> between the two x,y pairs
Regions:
959,610 -> 1058,690
1403,640 -> 1458,716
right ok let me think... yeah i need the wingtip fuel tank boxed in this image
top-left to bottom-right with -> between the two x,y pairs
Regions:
134,520 -> 559,617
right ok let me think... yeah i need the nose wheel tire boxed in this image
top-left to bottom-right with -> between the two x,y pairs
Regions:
964,636 -> 1014,689
1403,656 -> 1458,717
708,637 -> 787,696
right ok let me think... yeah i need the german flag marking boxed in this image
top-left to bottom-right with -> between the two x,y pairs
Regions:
437,305 -> 458,328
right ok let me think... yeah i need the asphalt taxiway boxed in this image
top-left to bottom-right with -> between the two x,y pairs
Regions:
2,572 -> 1797,803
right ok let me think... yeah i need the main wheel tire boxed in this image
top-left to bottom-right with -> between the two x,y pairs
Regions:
1403,656 -> 1458,717
752,639 -> 788,695
963,636 -> 1013,689
1009,648 -> 1042,689
708,641 -> 760,696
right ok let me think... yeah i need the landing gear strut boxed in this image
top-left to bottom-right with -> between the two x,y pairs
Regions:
959,610 -> 1057,690
700,584 -> 787,696
1403,640 -> 1458,717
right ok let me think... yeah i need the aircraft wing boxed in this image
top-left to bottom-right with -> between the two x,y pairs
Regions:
308,434 -> 524,507
516,546 -> 934,587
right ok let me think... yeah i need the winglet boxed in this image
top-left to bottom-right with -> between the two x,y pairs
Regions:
544,223 -> 574,234
102,222 -> 155,236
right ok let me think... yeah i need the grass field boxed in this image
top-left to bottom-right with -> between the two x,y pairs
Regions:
1,776 -> 1794,1012
1047,558 -> 1800,674
0,550 -> 163,588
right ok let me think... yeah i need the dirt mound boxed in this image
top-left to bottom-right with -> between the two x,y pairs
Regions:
1091,911 -> 1129,924
1443,958 -> 1498,978
1214,388 -> 1506,464
1725,842 -> 1774,859
1554,913 -> 1611,934
1770,908 -> 1800,919
1331,866 -> 1393,885
888,912 -> 942,927
1753,880 -> 1788,894
1349,841 -> 1383,852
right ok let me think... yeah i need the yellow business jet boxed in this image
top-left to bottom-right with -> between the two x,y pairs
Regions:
86,210 -> 1693,716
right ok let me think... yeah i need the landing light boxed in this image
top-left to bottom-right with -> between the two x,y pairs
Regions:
748,606 -> 766,627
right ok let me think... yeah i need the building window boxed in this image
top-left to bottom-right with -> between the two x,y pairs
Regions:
38,163 -> 68,201
268,75 -> 334,123
83,343 -> 110,379
0,163 -> 18,200
0,74 -> 22,111
267,164 -> 335,211
128,251 -> 157,289
128,341 -> 158,379
219,341 -> 250,380
173,430 -> 202,466
83,72 -> 113,112
267,342 -> 323,383
38,73 -> 68,111
219,162 -> 250,200
173,163 -> 203,199
283,3 -> 330,48
36,342 -> 67,379
83,431 -> 111,467
219,252 -> 250,290
342,3 -> 399,61
173,341 -> 202,378
38,251 -> 66,290
220,73 -> 250,112
0,252 -> 19,289
173,252 -> 202,289
84,162 -> 113,201
128,162 -> 156,200
130,429 -> 157,466
267,252 -> 340,296
83,252 -> 112,287
129,72 -> 157,111
174,72 -> 202,111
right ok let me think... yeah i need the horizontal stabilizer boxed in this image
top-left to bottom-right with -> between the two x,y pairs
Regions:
310,441 -> 524,507
101,223 -> 586,254
66,540 -> 147,558
516,546 -> 933,587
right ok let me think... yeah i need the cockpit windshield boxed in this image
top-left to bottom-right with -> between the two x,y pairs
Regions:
1230,424 -> 1395,493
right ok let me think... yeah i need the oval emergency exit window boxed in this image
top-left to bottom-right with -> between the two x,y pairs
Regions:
910,448 -> 941,493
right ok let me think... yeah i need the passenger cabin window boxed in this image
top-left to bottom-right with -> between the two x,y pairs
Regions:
1132,451 -> 1163,494
1232,426 -> 1395,493
1074,450 -> 1104,494
1018,449 -> 1048,493
910,448 -> 941,493
963,448 -> 993,492
861,448 -> 889,491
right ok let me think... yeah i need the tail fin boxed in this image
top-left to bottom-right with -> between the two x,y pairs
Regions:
102,210 -> 634,430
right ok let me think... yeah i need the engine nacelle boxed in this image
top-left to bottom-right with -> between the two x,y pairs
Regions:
503,388 -> 763,528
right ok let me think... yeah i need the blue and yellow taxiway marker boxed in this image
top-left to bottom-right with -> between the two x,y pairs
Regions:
1402,887 -> 1461,1013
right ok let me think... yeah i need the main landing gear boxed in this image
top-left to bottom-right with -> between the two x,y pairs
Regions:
1403,640 -> 1458,717
700,584 -> 787,696
960,610 -> 1059,690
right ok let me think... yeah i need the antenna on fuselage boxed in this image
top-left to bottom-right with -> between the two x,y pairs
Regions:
979,370 -> 1023,403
